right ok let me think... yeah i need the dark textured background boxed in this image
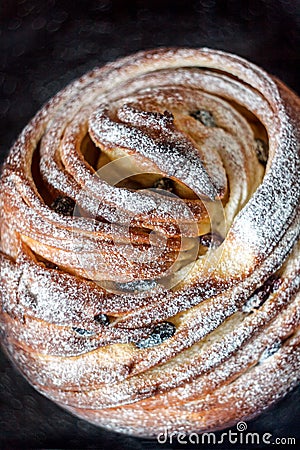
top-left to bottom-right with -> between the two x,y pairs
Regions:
0,0 -> 299,449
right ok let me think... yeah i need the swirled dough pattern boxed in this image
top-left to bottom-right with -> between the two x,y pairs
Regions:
0,48 -> 299,436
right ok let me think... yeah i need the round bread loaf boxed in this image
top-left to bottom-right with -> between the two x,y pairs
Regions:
0,48 -> 299,437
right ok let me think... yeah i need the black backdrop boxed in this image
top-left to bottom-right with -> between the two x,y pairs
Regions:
0,1 -> 299,449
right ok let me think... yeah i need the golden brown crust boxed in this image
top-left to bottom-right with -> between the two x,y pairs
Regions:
0,47 -> 299,437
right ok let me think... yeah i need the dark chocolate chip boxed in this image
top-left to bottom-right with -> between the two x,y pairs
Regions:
94,314 -> 110,326
26,292 -> 37,310
23,283 -> 38,310
51,196 -> 75,216
243,276 -> 282,312
44,261 -> 59,270
259,341 -> 282,362
72,327 -> 94,336
190,109 -> 216,127
255,138 -> 269,165
199,232 -> 224,248
152,177 -> 174,192
255,276 -> 281,303
136,321 -> 176,349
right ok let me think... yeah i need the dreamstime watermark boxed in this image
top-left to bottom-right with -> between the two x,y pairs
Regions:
71,155 -> 226,295
157,422 -> 296,446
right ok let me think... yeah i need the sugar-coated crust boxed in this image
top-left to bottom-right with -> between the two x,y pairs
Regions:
0,48 -> 299,437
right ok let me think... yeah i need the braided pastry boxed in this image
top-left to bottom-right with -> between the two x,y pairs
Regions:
0,48 -> 299,437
